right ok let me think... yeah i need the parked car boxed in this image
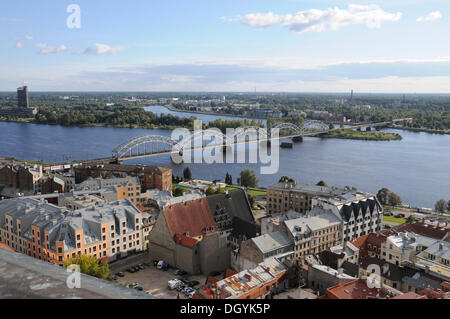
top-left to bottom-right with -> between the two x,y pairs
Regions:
174,269 -> 187,276
153,260 -> 159,267
133,266 -> 140,272
157,261 -> 164,270
183,287 -> 195,296
162,263 -> 169,271
116,272 -> 125,277
113,275 -> 118,281
127,268 -> 136,273
135,286 -> 143,291
168,279 -> 183,290
180,278 -> 190,285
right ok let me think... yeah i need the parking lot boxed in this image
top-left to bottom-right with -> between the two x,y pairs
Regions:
113,264 -> 207,299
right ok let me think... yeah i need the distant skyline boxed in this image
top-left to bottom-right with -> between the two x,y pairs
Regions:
1,1 -> 450,93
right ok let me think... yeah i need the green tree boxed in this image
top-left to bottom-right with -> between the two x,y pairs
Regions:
183,167 -> 192,181
377,188 -> 391,205
173,187 -> 185,197
406,216 -> 415,224
240,169 -> 259,188
447,200 -> 450,212
248,194 -> 256,208
63,255 -> 112,281
435,199 -> 447,215
225,173 -> 233,185
279,176 -> 296,184
317,181 -> 328,187
388,192 -> 402,207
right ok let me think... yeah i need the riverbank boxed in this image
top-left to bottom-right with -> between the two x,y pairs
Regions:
162,104 -> 264,120
324,129 -> 403,141
392,126 -> 450,135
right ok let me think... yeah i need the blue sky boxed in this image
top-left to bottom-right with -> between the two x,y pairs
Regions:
1,0 -> 450,92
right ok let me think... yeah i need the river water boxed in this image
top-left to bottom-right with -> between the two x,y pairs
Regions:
0,105 -> 449,209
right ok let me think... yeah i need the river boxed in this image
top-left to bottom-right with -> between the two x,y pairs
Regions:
0,105 -> 449,209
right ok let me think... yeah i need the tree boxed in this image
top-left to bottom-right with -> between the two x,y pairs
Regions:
279,176 -> 296,184
183,167 -> 192,181
63,255 -> 112,281
435,199 -> 447,215
248,194 -> 256,208
240,169 -> 258,188
447,200 -> 450,212
225,173 -> 233,185
377,188 -> 391,205
388,192 -> 402,207
173,187 -> 185,197
317,181 -> 328,187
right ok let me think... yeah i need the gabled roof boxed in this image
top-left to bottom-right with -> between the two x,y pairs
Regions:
206,189 -> 254,225
164,198 -> 218,239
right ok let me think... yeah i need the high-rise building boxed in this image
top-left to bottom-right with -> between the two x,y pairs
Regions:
17,86 -> 30,108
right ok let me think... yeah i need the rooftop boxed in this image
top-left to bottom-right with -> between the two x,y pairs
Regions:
0,249 -> 155,299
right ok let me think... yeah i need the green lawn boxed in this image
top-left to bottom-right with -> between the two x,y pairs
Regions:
225,187 -> 267,196
383,216 -> 407,224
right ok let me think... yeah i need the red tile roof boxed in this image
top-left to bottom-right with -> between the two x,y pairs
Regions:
225,269 -> 238,279
324,279 -> 384,299
393,292 -> 426,299
174,233 -> 198,248
164,198 -> 218,239
351,234 -> 369,249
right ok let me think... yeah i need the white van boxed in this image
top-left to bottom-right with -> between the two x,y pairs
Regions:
157,261 -> 164,270
168,279 -> 182,290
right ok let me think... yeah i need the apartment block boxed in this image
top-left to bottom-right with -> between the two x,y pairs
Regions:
0,198 -> 143,266
266,182 -> 351,215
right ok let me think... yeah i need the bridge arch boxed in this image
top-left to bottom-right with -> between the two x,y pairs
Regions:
112,135 -> 178,159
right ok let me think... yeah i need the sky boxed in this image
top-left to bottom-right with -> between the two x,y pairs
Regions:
1,0 -> 450,92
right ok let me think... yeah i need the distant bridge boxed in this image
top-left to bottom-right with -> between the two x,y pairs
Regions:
50,118 -> 412,167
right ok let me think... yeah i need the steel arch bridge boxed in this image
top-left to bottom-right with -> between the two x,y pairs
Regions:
112,135 -> 179,159
111,120 -> 331,160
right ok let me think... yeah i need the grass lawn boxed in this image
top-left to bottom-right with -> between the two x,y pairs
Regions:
383,216 -> 407,224
225,187 -> 267,196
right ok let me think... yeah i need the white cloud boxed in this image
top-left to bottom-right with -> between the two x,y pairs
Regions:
238,4 -> 402,34
25,35 -> 33,40
35,43 -> 70,54
15,42 -> 23,48
417,11 -> 442,23
83,43 -> 124,55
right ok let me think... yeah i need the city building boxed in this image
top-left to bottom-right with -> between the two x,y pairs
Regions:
17,86 -> 30,108
267,182 -> 350,215
196,258 -> 288,299
284,210 -> 343,260
74,164 -> 172,192
58,193 -> 105,211
311,192 -> 383,242
148,197 -> 228,275
320,279 -> 403,299
307,264 -> 355,295
234,231 -> 293,272
0,198 -> 143,266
